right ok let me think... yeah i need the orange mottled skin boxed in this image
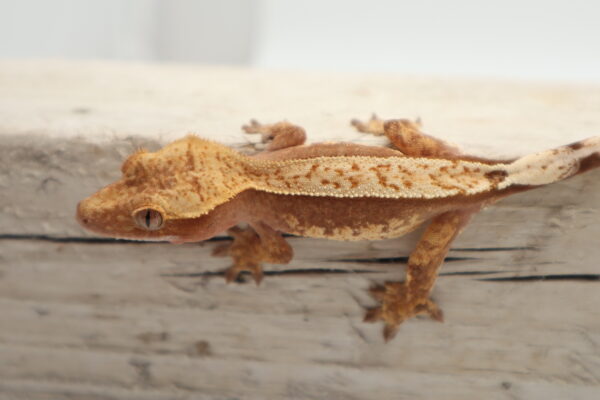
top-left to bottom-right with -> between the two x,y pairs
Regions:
77,116 -> 600,340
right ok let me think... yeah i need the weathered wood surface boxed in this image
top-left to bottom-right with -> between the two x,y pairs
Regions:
1,61 -> 600,399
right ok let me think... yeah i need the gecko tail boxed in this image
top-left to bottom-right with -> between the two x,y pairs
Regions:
504,136 -> 600,187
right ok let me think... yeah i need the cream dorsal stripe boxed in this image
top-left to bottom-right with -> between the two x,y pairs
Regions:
123,135 -> 599,220
244,156 -> 506,199
245,136 -> 600,198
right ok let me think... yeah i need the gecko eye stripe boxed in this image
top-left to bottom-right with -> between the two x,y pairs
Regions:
133,208 -> 164,231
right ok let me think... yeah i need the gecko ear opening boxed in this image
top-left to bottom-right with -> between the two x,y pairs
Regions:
132,206 -> 165,231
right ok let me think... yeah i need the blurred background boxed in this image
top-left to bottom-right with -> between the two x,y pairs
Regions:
1,0 -> 599,83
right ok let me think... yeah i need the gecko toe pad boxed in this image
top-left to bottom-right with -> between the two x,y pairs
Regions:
224,263 -> 264,285
351,114 -> 385,135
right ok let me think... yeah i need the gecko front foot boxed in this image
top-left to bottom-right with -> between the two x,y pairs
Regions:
242,119 -> 306,151
212,226 -> 265,284
364,281 -> 443,341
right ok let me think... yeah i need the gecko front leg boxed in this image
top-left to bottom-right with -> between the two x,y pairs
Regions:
213,222 -> 293,284
364,209 -> 476,341
352,115 -> 462,158
211,120 -> 300,283
243,120 -> 307,151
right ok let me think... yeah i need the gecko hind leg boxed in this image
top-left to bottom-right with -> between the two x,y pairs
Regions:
243,120 -> 307,151
351,115 -> 463,158
364,209 -> 475,341
213,223 -> 293,284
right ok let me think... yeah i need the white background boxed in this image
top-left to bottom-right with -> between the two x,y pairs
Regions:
1,0 -> 599,83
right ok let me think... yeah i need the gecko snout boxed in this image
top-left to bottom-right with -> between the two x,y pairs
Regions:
76,191 -> 148,238
75,201 -> 89,226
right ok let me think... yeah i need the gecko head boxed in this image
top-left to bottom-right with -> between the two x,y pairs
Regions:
76,136 -> 250,241
76,179 -> 171,240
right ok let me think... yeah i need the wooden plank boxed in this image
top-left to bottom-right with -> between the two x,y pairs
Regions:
1,61 -> 600,399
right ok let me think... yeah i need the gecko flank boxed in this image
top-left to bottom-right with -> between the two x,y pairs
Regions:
77,116 -> 600,341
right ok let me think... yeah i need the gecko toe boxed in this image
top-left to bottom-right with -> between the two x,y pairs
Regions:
416,299 -> 444,322
363,306 -> 383,323
211,244 -> 230,257
383,323 -> 399,342
351,114 -> 385,135
242,119 -> 261,134
364,281 -> 444,340
224,263 -> 264,285
224,266 -> 239,283
250,265 -> 264,285
368,283 -> 387,301
350,118 -> 367,131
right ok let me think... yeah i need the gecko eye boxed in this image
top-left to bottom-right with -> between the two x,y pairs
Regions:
133,208 -> 164,231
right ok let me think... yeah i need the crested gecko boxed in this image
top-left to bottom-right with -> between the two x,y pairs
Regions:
77,116 -> 600,340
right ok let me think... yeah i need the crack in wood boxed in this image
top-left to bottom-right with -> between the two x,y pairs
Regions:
478,274 -> 600,282
163,268 -> 598,284
440,270 -> 510,276
7,234 -> 588,283
162,269 -> 512,280
0,234 -> 538,254
328,256 -> 476,264
0,234 -> 159,244
0,233 -> 302,243
0,233 -> 230,243
161,268 -> 379,278
452,246 -> 538,252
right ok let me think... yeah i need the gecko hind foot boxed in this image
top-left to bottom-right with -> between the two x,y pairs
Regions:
364,281 -> 443,341
242,119 -> 306,151
242,119 -> 270,137
351,115 -> 423,137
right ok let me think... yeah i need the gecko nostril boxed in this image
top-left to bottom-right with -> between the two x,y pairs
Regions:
76,201 -> 89,225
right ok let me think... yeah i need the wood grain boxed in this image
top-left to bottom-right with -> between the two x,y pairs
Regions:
1,61 -> 600,399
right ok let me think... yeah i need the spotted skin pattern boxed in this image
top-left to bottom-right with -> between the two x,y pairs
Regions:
77,116 -> 600,340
